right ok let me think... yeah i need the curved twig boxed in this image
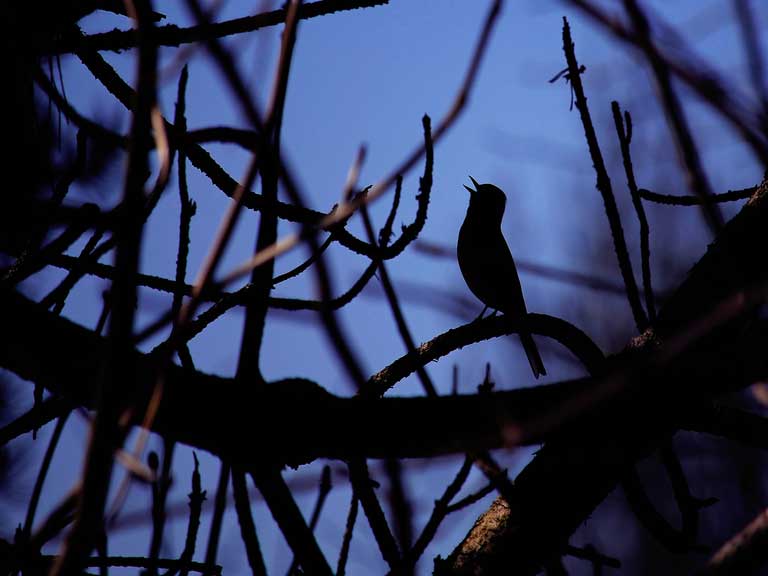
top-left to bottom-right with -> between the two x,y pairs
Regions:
639,186 -> 756,206
272,234 -> 334,286
365,313 -> 603,398
181,259 -> 378,344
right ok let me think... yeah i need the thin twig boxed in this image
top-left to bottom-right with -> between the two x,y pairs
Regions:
249,467 -> 334,575
659,440 -> 716,547
131,260 -> 377,346
148,442 -> 175,574
175,260 -> 379,344
273,181 -> 369,389
399,456 -> 473,571
203,462 -> 230,568
336,493 -> 359,576
612,102 -> 655,322
231,467 -> 268,576
172,65 -> 195,323
469,450 -> 516,509
445,481 -> 495,514
341,146 -> 368,202
286,465 -> 333,575
272,234 -> 334,285
21,411 -> 71,545
112,464 -> 353,532
621,466 -> 698,553
39,170 -> 172,314
40,227 -> 106,313
347,458 -> 400,569
383,458 -> 413,570
638,186 -> 756,205
36,251 -> 377,318
309,465 -> 333,530
181,129 -> 416,263
148,69 -> 195,570
186,126 -> 258,147
149,67 -> 193,571
50,0 -> 390,54
561,17 -> 648,332
660,444 -> 697,542
380,176 -> 402,247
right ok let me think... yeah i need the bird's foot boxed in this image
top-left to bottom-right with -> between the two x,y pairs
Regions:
474,307 -> 500,322
474,306 -> 489,322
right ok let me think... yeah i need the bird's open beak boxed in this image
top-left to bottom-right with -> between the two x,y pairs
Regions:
464,176 -> 479,195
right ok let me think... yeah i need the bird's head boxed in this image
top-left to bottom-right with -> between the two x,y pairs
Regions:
464,176 -> 507,221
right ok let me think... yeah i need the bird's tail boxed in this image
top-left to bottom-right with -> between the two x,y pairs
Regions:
520,330 -> 546,378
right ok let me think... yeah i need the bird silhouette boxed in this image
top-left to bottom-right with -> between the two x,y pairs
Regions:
457,177 -> 546,378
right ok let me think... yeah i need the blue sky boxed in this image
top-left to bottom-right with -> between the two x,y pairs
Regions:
7,0 -> 768,574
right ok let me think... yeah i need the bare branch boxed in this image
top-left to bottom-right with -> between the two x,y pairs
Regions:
612,102 -> 656,322
639,186 -> 757,206
702,506 -> 768,575
232,467 -> 267,576
560,17 -> 648,332
49,0 -> 390,55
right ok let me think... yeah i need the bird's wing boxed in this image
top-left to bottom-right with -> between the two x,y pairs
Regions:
492,234 -> 528,316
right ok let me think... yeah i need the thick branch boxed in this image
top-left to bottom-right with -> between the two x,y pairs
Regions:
3,291 -> 602,465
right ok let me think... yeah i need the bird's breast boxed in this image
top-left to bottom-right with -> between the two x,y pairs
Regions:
457,218 -> 526,314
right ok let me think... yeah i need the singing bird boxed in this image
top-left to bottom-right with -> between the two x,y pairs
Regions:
457,177 -> 546,378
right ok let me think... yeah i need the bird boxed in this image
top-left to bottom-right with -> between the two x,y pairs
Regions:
457,177 -> 546,378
